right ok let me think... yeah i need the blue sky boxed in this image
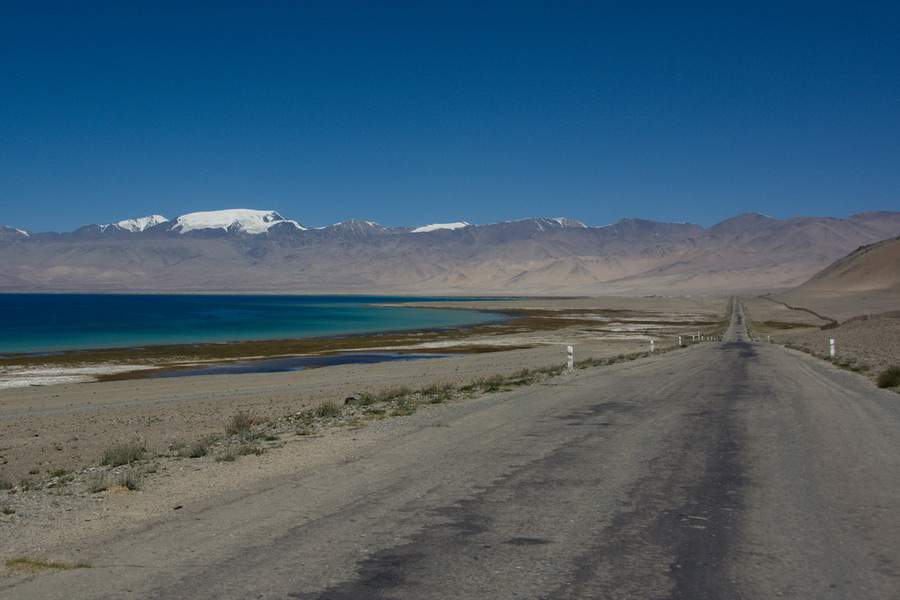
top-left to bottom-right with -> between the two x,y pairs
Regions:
1,1 -> 897,232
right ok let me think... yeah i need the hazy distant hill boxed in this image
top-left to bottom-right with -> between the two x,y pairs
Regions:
3,209 -> 900,295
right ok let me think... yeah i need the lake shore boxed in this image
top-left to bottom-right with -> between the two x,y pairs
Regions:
1,295 -> 734,577
0,295 -> 731,474
0,294 -> 508,356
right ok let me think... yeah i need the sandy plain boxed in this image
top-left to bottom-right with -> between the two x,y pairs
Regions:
1,292 -> 896,583
743,290 -> 900,375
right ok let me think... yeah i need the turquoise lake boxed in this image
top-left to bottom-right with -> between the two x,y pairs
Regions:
0,294 -> 502,354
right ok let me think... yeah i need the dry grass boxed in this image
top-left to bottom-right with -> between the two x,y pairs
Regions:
5,556 -> 91,571
313,401 -> 342,418
100,443 -> 145,467
86,469 -> 142,493
225,412 -> 253,435
179,439 -> 211,458
877,366 -> 900,389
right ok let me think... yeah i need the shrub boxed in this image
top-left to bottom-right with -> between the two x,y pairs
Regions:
180,440 -> 210,458
314,401 -> 342,418
424,383 -> 455,404
225,412 -> 253,435
877,366 -> 900,389
391,400 -> 417,417
100,443 -> 145,467
291,411 -> 315,426
118,469 -> 142,491
345,393 -> 378,407
238,443 -> 266,456
575,357 -> 606,369
376,386 -> 412,403
86,473 -> 109,493
420,383 -> 442,396
479,375 -> 508,393
537,364 -> 566,376
0,474 -> 12,490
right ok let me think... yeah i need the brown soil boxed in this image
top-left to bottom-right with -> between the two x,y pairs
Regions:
743,293 -> 900,382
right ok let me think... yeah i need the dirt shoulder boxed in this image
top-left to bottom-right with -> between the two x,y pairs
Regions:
743,292 -> 900,382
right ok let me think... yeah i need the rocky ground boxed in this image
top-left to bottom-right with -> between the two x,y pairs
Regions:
743,293 -> 900,382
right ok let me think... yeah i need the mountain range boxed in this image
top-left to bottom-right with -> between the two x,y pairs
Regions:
2,209 -> 900,295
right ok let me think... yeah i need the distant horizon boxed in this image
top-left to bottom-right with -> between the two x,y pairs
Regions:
4,206 -> 898,235
3,208 -> 898,296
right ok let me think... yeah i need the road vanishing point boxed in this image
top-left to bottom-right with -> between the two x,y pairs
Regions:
4,298 -> 899,599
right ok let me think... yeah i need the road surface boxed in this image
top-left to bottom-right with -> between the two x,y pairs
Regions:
4,298 -> 899,598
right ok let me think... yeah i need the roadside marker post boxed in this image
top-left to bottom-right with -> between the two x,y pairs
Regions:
650,340 -> 655,353
830,339 -> 835,359
567,345 -> 574,372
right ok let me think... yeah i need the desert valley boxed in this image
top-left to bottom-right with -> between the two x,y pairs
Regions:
1,209 -> 899,597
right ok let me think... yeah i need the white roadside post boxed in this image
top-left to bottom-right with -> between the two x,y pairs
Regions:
678,336 -> 682,346
567,345 -> 574,372
830,339 -> 836,359
650,340 -> 655,353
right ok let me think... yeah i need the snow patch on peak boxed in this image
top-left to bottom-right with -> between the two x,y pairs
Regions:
497,217 -> 584,229
411,222 -> 469,233
549,217 -> 587,228
332,219 -> 383,228
0,225 -> 29,239
171,209 -> 306,234
112,215 -> 169,232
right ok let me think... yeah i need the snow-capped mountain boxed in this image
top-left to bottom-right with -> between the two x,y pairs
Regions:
313,220 -> 396,239
3,209 -> 900,295
169,209 -> 306,235
536,218 -> 587,230
411,222 -> 470,233
102,215 -> 169,233
0,225 -> 29,241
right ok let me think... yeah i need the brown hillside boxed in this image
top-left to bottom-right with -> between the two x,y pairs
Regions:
799,235 -> 900,292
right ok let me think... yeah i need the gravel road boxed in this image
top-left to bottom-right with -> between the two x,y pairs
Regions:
4,299 -> 898,599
